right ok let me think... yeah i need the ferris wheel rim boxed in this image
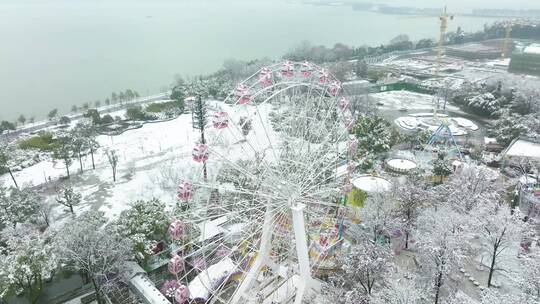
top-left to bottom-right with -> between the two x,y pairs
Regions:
170,60 -> 355,304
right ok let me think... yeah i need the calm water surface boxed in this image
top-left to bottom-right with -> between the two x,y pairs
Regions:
0,0 -> 504,121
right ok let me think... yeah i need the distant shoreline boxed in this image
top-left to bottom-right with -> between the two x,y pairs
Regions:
303,1 -> 540,19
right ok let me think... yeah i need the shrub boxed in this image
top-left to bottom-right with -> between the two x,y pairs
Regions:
83,109 -> 101,125
59,116 -> 71,125
146,100 -> 184,114
125,106 -> 155,121
19,132 -> 57,151
101,114 -> 114,125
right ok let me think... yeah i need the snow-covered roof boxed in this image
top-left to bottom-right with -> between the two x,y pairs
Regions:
452,117 -> 478,131
387,159 -> 417,171
198,217 -> 228,242
503,138 -> 540,160
343,79 -> 370,85
524,44 -> 540,55
188,258 -> 236,301
519,174 -> 539,185
484,137 -> 497,144
130,274 -> 170,304
352,175 -> 392,193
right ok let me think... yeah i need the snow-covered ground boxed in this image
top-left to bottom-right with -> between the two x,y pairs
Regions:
371,91 -> 459,112
1,101 -> 282,223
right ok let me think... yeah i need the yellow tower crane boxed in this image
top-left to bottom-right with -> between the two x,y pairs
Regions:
434,6 -> 454,118
435,6 -> 454,76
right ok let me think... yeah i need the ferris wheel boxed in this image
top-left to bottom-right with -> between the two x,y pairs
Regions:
165,61 -> 358,304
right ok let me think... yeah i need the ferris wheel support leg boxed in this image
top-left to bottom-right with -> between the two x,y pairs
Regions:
230,207 -> 274,304
291,203 -> 313,301
294,280 -> 306,304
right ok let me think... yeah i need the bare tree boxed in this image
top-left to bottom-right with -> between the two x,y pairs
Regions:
56,211 -> 132,304
394,174 -> 429,249
37,200 -> 54,227
55,184 -> 81,214
105,149 -> 119,182
473,203 -> 527,287
361,193 -> 397,243
329,239 -> 394,297
415,206 -> 469,304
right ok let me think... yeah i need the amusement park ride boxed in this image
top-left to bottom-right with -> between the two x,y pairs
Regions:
165,61 -> 356,304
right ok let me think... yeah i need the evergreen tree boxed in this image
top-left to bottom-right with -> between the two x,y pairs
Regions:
0,145 -> 19,189
114,199 -> 169,260
56,211 -> 131,304
0,186 -> 39,228
52,132 -> 74,179
192,93 -> 208,180
47,109 -> 58,122
1,227 -> 58,303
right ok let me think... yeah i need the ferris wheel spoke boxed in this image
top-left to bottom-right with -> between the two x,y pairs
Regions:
192,182 -> 287,205
205,146 -> 277,190
296,123 -> 351,194
295,139 -> 344,194
275,95 -> 337,188
195,205 -> 292,302
224,130 -> 278,185
291,107 -> 350,192
246,82 -> 325,164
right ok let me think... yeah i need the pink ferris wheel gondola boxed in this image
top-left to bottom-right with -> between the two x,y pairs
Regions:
301,61 -> 313,77
259,67 -> 273,87
174,284 -> 189,304
177,181 -> 194,201
281,61 -> 294,77
318,69 -> 329,84
337,207 -> 347,218
341,182 -> 353,195
338,97 -> 350,112
328,81 -> 341,96
192,257 -> 207,270
168,255 -> 185,275
216,246 -> 231,257
235,84 -> 251,104
319,234 -> 329,247
347,162 -> 356,174
192,144 -> 209,162
331,224 -> 341,237
344,118 -> 355,132
169,219 -> 186,240
347,139 -> 358,155
212,111 -> 229,129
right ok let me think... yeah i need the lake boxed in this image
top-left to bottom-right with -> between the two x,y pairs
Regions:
0,0 -> 503,121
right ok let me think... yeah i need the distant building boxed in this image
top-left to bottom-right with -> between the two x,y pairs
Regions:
342,79 -> 371,95
502,137 -> 540,219
509,43 -> 540,76
501,137 -> 540,165
445,43 -> 502,60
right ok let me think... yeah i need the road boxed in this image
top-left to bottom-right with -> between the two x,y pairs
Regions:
1,91 -> 170,141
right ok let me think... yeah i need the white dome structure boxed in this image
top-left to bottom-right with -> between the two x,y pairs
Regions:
352,175 -> 392,193
386,158 -> 417,173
